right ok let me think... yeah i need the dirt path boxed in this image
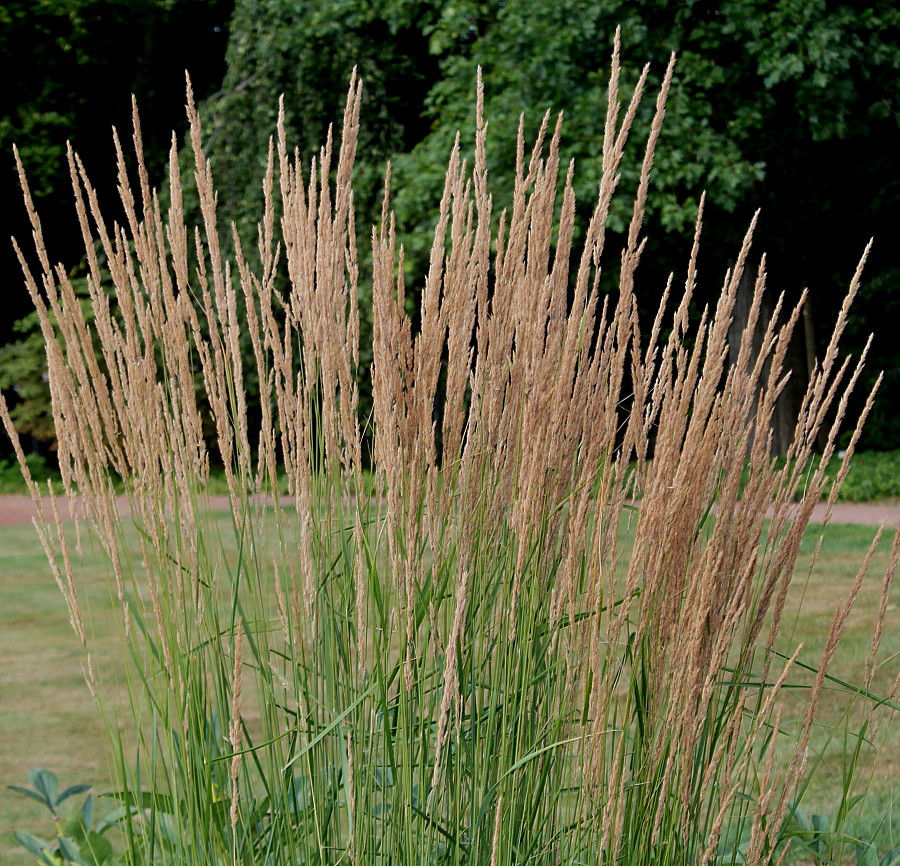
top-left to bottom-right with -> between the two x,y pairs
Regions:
0,493 -> 250,526
1,494 -> 898,528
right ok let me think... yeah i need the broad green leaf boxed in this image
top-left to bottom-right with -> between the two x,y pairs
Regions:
80,832 -> 114,866
846,793 -> 868,813
13,831 -> 57,866
94,806 -> 129,835
56,836 -> 88,865
812,814 -> 830,832
7,785 -> 51,809
81,795 -> 94,833
373,766 -> 395,787
245,794 -> 270,824
880,848 -> 900,866
154,812 -> 184,847
28,770 -> 59,808
858,843 -> 879,866
57,785 -> 92,807
790,804 -> 812,831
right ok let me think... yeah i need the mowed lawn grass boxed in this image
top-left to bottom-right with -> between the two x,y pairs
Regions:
1,520 -> 127,863
0,514 -> 897,862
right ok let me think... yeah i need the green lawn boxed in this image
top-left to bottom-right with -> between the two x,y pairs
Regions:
1,516 -> 897,864
778,524 -> 899,850
0,521 -> 124,864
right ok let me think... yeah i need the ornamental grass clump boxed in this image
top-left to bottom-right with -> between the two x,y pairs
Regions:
2,34 -> 897,866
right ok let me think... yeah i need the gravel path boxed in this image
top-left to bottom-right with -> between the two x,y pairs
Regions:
1,494 -> 898,528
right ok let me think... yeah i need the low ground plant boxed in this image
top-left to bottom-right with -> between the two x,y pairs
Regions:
829,450 -> 900,503
0,453 -> 57,494
2,35 -> 897,865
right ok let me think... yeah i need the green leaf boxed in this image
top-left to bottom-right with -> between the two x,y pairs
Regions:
373,766 -> 395,788
56,836 -> 88,865
858,843 -> 879,866
245,794 -> 271,825
880,848 -> 900,866
475,733 -> 608,830
811,814 -> 830,834
280,684 -> 376,771
7,785 -> 51,809
13,831 -> 57,866
790,803 -> 812,831
154,812 -> 182,847
766,648 -> 900,713
729,790 -> 756,803
81,795 -> 94,833
94,806 -> 129,834
846,793 -> 868,813
79,832 -> 113,866
57,785 -> 91,807
28,770 -> 59,809
101,790 -> 178,813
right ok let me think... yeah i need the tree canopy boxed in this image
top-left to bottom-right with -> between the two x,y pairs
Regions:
3,0 -> 898,449
0,0 -> 231,330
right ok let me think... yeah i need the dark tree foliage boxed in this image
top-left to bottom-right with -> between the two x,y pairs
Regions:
3,0 -> 898,450
191,0 -> 440,238
0,0 -> 232,451
390,0 -> 900,447
195,0 -> 899,448
0,0 -> 232,336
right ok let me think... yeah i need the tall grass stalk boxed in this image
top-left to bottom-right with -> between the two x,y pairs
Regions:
2,35 -> 896,865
